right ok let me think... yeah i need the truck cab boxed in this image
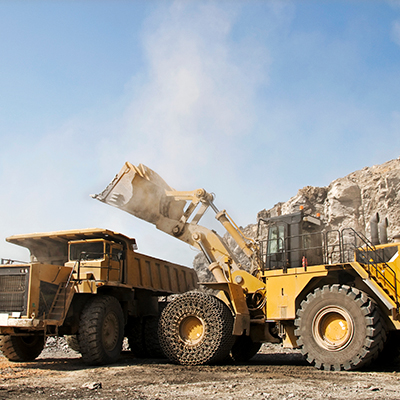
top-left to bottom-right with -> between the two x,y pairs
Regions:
66,238 -> 125,283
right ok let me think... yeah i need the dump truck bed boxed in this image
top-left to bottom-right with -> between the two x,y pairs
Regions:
5,228 -> 198,296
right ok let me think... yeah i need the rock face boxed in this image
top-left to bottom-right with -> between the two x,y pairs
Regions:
258,157 -> 400,239
193,157 -> 400,281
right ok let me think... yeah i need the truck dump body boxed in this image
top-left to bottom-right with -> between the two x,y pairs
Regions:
5,228 -> 197,296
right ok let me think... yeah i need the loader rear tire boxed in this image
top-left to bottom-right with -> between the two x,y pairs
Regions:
373,330 -> 400,366
158,291 -> 235,365
78,295 -> 124,365
230,335 -> 262,362
0,335 -> 44,362
294,284 -> 385,371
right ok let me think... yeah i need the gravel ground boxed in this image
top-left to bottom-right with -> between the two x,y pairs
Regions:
0,338 -> 399,399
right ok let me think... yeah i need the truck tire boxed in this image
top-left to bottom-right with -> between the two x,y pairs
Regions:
143,316 -> 165,358
126,317 -> 146,358
0,335 -> 44,362
230,335 -> 262,362
78,295 -> 124,365
294,284 -> 385,371
64,335 -> 80,353
126,316 -> 165,358
158,291 -> 235,365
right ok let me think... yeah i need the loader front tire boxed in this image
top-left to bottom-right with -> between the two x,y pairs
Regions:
0,334 -> 44,362
158,291 -> 235,365
78,295 -> 124,365
295,284 -> 385,371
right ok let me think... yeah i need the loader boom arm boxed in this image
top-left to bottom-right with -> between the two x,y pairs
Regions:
93,162 -> 262,281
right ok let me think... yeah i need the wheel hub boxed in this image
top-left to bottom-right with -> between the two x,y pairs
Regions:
102,312 -> 119,351
312,306 -> 354,351
179,315 -> 205,346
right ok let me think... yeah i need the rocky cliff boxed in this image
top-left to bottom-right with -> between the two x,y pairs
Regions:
193,157 -> 400,281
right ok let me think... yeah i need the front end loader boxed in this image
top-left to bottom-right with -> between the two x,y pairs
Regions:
94,162 -> 400,370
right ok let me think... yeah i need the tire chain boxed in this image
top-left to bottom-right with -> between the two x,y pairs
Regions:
159,291 -> 235,365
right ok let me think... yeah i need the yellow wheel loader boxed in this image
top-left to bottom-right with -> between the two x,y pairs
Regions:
94,162 -> 400,371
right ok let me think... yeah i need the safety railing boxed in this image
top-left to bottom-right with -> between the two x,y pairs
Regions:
259,227 -> 399,309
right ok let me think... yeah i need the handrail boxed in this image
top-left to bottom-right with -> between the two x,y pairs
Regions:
341,228 -> 398,308
258,226 -> 399,309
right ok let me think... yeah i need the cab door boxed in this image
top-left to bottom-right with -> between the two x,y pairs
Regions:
104,242 -> 124,282
265,224 -> 287,270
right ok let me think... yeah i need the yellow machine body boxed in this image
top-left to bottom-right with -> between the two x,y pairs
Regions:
90,161 -> 400,370
0,228 -> 197,334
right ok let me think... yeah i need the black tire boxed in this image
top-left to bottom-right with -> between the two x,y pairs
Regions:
64,335 -> 80,353
143,316 -> 165,358
294,284 -> 385,371
126,317 -> 147,358
126,315 -> 165,359
0,335 -> 44,362
373,330 -> 400,366
78,295 -> 124,365
158,291 -> 235,365
230,335 -> 262,362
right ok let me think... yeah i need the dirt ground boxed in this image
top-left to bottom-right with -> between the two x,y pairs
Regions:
0,340 -> 399,400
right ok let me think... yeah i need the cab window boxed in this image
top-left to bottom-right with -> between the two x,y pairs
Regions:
267,225 -> 285,255
69,241 -> 104,261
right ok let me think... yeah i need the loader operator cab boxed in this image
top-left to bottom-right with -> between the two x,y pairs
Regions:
258,210 -> 323,270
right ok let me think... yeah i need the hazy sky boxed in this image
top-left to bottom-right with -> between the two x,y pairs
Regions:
1,1 -> 399,266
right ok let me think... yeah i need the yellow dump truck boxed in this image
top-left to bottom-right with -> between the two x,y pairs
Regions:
94,162 -> 400,371
0,228 -> 197,365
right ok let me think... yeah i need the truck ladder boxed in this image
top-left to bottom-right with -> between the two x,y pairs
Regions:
47,281 -> 75,324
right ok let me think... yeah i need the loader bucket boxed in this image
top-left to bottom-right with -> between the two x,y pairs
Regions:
92,162 -> 185,225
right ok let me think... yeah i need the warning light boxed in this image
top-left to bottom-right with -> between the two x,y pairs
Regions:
299,205 -> 304,210
316,213 -> 321,218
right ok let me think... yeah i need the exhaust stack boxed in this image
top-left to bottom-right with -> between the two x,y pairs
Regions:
378,217 -> 389,244
370,213 -> 380,245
